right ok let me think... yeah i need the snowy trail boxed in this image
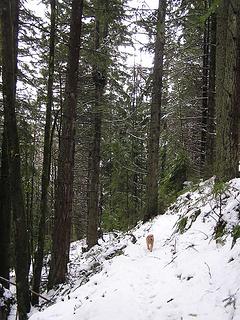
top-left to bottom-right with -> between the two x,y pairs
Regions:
29,211 -> 240,320
122,215 -> 185,320
29,215 -> 180,320
29,179 -> 240,320
73,214 -> 179,320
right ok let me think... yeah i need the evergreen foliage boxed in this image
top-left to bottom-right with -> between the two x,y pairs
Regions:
159,152 -> 189,209
177,216 -> 188,234
231,225 -> 240,248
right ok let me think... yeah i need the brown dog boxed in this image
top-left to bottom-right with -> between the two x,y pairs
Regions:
146,234 -> 154,252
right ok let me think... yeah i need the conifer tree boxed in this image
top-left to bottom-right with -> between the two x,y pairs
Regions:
215,0 -> 240,180
143,0 -> 167,222
205,1 -> 216,177
32,0 -> 56,305
87,0 -> 109,249
48,0 -> 84,289
0,0 -> 31,318
0,128 -> 11,288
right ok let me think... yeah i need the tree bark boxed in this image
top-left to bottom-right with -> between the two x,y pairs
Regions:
215,0 -> 240,181
200,0 -> 210,175
0,0 -> 31,318
48,0 -> 83,289
87,0 -> 109,249
205,4 -> 216,177
143,0 -> 166,223
0,128 -> 11,289
32,0 -> 56,305
87,81 -> 103,248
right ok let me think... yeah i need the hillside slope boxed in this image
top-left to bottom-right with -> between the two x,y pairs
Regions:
28,178 -> 240,320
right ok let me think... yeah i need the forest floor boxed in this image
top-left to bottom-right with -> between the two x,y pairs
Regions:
11,178 -> 240,319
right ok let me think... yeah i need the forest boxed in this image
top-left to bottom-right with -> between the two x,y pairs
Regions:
0,0 -> 240,319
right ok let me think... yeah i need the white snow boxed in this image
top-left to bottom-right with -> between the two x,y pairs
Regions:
23,178 -> 240,319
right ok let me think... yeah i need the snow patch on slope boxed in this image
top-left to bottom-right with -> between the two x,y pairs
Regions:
28,178 -> 240,320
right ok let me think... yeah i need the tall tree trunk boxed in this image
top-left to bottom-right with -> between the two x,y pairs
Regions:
87,0 -> 109,249
200,0 -> 210,175
0,128 -> 11,289
27,133 -> 37,271
215,0 -> 240,181
232,5 -> 240,171
87,90 -> 102,248
1,0 -> 31,318
32,0 -> 56,305
143,0 -> 166,223
205,5 -> 217,176
48,0 -> 83,289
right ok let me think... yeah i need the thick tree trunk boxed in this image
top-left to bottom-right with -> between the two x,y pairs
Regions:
32,0 -> 56,305
87,81 -> 103,248
1,0 -> 31,318
0,128 -> 11,289
232,6 -> 240,171
205,6 -> 216,176
200,0 -> 210,175
215,0 -> 240,181
48,0 -> 83,290
87,1 -> 109,249
143,0 -> 166,223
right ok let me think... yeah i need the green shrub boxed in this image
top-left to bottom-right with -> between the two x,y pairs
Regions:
214,219 -> 227,240
231,225 -> 240,248
213,180 -> 228,198
177,216 -> 188,234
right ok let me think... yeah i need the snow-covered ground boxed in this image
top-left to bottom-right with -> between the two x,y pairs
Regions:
16,178 -> 240,319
